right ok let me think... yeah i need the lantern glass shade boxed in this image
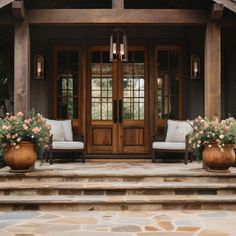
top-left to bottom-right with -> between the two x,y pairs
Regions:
34,55 -> 44,79
110,28 -> 128,62
191,55 -> 200,79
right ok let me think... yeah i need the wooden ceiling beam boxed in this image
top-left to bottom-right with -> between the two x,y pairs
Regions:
0,0 -> 14,8
12,0 -> 25,19
210,3 -> 224,20
27,9 -> 208,24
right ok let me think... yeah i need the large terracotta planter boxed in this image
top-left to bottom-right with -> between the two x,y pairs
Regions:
203,144 -> 236,172
4,141 -> 37,173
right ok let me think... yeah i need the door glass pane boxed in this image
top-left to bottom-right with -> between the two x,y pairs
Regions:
91,51 -> 112,120
56,50 -> 79,119
156,49 -> 180,119
123,51 -> 145,120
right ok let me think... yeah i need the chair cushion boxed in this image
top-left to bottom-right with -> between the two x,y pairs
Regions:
46,119 -> 73,142
60,120 -> 73,141
52,141 -> 84,150
152,141 -> 186,150
165,120 -> 192,143
46,119 -> 64,141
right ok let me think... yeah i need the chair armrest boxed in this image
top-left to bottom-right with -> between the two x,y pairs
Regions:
185,134 -> 191,150
153,135 -> 165,142
73,134 -> 84,142
48,135 -> 53,150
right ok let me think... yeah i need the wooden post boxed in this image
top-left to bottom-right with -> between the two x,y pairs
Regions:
204,20 -> 221,118
112,0 -> 124,9
14,19 -> 30,114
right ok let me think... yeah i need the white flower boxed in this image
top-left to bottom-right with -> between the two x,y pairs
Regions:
2,125 -> 7,130
208,144 -> 212,148
219,134 -> 224,139
16,138 -> 21,142
197,140 -> 201,144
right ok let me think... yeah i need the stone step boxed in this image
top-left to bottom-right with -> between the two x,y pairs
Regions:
0,194 -> 236,211
1,172 -> 236,183
0,181 -> 236,196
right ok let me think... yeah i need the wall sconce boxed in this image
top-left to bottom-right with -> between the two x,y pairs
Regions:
110,28 -> 128,62
34,55 -> 44,79
191,55 -> 200,79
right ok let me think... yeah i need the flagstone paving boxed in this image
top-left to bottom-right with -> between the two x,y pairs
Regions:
0,210 -> 236,236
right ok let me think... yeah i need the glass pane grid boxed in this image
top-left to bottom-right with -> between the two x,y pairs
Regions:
57,51 -> 79,119
91,52 -> 112,120
123,52 -> 145,121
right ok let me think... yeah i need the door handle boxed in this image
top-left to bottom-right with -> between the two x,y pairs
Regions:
113,100 -> 117,123
118,99 -> 123,123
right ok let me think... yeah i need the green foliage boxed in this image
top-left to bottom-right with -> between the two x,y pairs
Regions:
0,110 -> 51,158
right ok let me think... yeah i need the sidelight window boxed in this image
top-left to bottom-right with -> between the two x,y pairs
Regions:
156,48 -> 181,120
56,50 -> 79,119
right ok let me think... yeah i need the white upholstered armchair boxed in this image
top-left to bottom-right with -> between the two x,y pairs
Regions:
152,120 -> 193,164
45,119 -> 85,164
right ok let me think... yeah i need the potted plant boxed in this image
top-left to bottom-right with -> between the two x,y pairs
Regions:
0,111 -> 51,172
189,116 -> 236,172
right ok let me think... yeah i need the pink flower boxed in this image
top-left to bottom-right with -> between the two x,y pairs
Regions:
6,134 -> 11,139
10,116 -> 16,121
23,124 -> 28,130
24,120 -> 30,124
16,112 -> 24,117
32,127 -> 40,134
224,126 -> 229,131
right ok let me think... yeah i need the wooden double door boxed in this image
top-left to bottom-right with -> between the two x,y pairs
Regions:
87,46 -> 149,154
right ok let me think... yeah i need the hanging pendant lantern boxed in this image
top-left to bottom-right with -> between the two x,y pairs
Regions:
110,28 -> 128,62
